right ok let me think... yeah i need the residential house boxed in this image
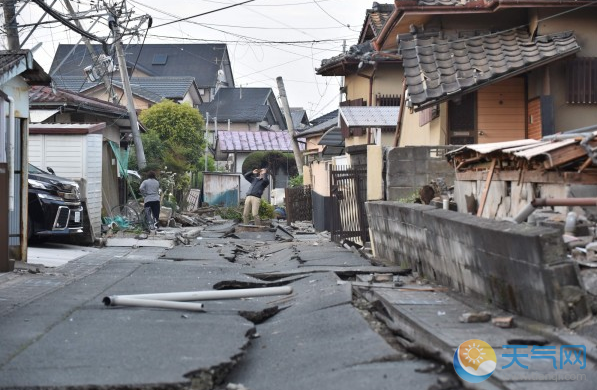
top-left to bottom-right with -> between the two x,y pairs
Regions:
199,87 -> 287,133
50,43 -> 234,103
317,2 -> 401,150
295,110 -> 341,165
374,0 -> 597,146
52,76 -> 203,110
290,107 -> 309,131
0,50 -> 51,267
215,130 -> 302,200
29,85 -> 141,238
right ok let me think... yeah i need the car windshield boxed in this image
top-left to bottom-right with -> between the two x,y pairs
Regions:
28,164 -> 48,174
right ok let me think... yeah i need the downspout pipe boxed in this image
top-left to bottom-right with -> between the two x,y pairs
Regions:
7,96 -> 14,211
512,198 -> 597,224
103,296 -> 204,312
103,286 -> 293,303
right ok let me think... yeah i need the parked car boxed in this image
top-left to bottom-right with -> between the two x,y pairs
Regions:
27,163 -> 84,241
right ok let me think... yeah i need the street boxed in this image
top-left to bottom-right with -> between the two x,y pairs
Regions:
0,221 -> 460,390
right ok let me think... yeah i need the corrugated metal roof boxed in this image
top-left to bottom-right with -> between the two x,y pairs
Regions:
318,127 -> 344,147
448,139 -> 540,156
512,139 -> 577,159
339,106 -> 399,127
298,117 -> 337,137
218,130 -> 304,152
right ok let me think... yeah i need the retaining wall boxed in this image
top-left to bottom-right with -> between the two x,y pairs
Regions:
366,201 -> 591,327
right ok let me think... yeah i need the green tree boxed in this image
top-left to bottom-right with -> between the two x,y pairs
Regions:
132,100 -> 205,200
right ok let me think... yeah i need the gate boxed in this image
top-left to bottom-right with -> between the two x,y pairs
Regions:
285,185 -> 312,224
330,165 -> 368,245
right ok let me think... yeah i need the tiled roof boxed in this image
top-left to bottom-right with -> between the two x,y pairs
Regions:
0,50 -> 50,85
318,127 -> 344,147
51,76 -> 99,93
339,106 -> 399,127
218,130 -> 304,152
397,0 -> 485,5
199,88 -> 274,123
51,76 -> 197,103
290,108 -> 309,129
396,0 -> 593,6
29,85 -> 128,115
297,118 -> 337,137
49,44 -> 234,88
310,109 -> 339,126
358,3 -> 395,43
400,29 -> 580,109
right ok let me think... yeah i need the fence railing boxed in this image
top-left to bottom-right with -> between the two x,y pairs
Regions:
285,185 -> 312,224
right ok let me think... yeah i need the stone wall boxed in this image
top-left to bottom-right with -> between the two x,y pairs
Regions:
385,146 -> 456,201
366,201 -> 591,327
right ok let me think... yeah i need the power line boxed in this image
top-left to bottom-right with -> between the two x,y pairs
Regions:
151,0 -> 255,29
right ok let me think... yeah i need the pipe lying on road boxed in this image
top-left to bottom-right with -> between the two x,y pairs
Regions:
102,296 -> 205,311
104,286 -> 293,303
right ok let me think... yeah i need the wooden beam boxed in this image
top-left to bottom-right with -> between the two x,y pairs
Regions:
476,158 -> 497,217
543,140 -> 597,169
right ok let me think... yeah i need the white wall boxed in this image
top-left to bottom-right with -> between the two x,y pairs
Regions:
28,134 -> 103,238
85,134 -> 102,238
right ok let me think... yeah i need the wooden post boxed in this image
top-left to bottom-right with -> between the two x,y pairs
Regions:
476,158 -> 497,217
392,78 -> 407,147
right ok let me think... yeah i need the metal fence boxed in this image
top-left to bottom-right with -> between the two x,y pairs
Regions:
285,185 -> 312,224
330,165 -> 368,245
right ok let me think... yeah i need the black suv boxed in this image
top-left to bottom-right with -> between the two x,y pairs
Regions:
28,164 -> 84,240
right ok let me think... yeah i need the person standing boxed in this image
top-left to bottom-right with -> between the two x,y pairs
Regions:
139,171 -> 160,230
243,168 -> 270,225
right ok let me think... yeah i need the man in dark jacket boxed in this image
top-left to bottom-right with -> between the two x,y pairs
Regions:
243,168 -> 270,225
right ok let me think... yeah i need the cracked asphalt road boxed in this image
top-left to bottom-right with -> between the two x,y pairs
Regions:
0,223 -> 460,390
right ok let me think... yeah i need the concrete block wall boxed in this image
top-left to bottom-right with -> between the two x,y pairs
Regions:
366,201 -> 591,327
385,146 -> 456,201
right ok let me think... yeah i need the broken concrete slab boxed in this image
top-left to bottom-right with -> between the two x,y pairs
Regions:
226,303 -> 407,390
105,238 -> 174,248
247,266 -> 411,281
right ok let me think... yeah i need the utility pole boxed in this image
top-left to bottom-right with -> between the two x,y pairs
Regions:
276,76 -> 303,173
204,112 -> 209,172
109,11 -> 146,169
3,0 -> 20,50
63,0 -> 119,103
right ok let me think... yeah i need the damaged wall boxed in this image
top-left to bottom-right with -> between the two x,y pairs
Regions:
366,201 -> 591,327
454,172 -> 597,219
385,146 -> 456,201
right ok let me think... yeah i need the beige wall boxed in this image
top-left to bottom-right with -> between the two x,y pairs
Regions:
303,134 -> 324,153
366,145 -> 383,200
344,64 -> 403,106
309,160 -> 331,196
399,103 -> 447,147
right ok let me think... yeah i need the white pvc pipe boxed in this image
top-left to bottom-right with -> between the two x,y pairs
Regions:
8,96 -> 14,211
106,286 -> 293,302
103,296 -> 205,311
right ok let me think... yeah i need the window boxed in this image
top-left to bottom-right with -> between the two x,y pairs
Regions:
376,94 -> 400,106
566,57 -> 597,104
419,105 -> 440,127
152,54 -> 168,65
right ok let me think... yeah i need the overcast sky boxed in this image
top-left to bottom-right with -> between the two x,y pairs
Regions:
6,0 -> 378,120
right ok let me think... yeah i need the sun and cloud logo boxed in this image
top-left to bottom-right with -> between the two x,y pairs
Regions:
453,339 -> 497,383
